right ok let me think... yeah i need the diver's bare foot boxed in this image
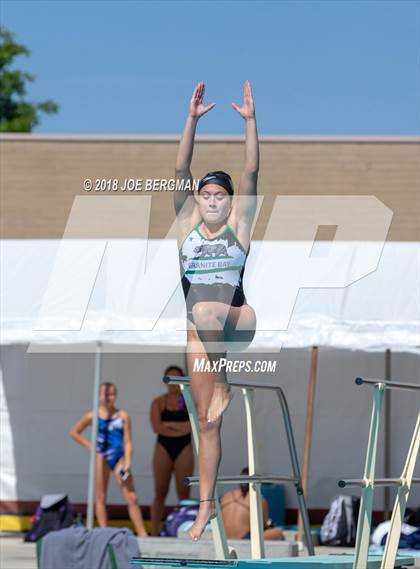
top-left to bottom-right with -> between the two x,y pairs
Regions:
207,384 -> 233,423
189,500 -> 216,542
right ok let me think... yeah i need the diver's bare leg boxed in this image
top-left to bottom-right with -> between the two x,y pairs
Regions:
191,303 -> 233,422
186,330 -> 221,541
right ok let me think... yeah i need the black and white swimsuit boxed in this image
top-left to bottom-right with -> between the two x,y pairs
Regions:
179,221 -> 249,323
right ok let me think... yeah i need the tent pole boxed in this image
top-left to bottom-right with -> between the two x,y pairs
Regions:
297,346 -> 318,544
87,340 -> 102,529
383,348 -> 391,520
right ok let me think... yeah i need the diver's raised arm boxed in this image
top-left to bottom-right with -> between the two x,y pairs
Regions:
232,80 -> 258,224
174,81 -> 216,216
232,80 -> 259,193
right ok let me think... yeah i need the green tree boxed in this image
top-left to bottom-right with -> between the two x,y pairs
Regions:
0,26 -> 58,132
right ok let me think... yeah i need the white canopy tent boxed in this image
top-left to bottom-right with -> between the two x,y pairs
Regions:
1,233 -> 419,524
2,236 -> 419,350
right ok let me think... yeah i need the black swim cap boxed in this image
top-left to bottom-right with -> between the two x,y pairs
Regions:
198,171 -> 234,195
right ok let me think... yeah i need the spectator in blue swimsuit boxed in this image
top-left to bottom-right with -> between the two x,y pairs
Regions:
70,382 -> 148,536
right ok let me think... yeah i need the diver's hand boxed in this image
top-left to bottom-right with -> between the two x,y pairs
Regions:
232,80 -> 255,120
189,81 -> 216,119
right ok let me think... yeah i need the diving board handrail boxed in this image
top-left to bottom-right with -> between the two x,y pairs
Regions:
242,387 -> 265,559
339,477 -> 420,488
185,475 -> 300,486
164,375 -> 314,558
347,379 -> 420,569
165,375 -> 307,488
381,413 -> 420,569
355,377 -> 420,391
165,376 -> 295,391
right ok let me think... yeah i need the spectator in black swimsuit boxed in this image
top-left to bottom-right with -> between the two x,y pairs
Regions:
150,365 -> 194,536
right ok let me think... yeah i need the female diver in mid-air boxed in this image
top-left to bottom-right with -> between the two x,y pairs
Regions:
174,80 -> 259,541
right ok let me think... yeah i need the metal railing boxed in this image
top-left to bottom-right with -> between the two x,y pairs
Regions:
339,377 -> 420,569
164,375 -> 314,560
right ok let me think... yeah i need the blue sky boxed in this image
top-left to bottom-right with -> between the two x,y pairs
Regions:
2,0 -> 419,135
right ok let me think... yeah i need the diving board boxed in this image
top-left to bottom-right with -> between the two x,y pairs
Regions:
130,554 -> 414,568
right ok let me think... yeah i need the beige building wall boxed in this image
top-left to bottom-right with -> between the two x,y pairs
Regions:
1,134 -> 419,240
